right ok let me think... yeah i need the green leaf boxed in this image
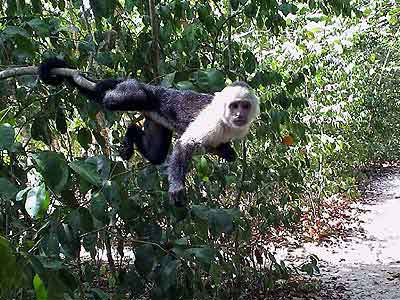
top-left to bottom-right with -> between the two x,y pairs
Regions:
137,166 -> 159,191
243,50 -> 257,74
124,0 -> 136,12
57,224 -> 80,257
161,72 -> 176,88
103,180 -> 121,206
0,178 -> 18,201
25,184 -> 50,219
27,18 -> 50,35
69,160 -> 103,187
205,69 -> 225,92
208,209 -> 234,235
35,256 -> 64,270
33,151 -> 69,193
3,26 -> 30,37
6,0 -> 17,15
0,123 -> 15,151
58,0 -> 65,10
230,0 -> 239,10
135,244 -> 157,277
31,117 -> 51,145
191,205 -> 210,220
55,107 -> 67,134
0,236 -> 19,290
95,52 -> 113,67
142,224 -> 162,243
89,0 -> 116,18
175,81 -> 194,90
67,208 -> 94,239
90,288 -> 109,300
31,0 -> 42,13
159,258 -> 177,291
184,247 -> 215,271
79,207 -> 94,233
244,1 -> 257,17
15,187 -> 30,202
120,198 -> 141,221
77,128 -> 92,150
90,192 -> 108,224
194,69 -> 225,92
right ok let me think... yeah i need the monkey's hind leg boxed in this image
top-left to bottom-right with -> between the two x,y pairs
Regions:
119,119 -> 172,165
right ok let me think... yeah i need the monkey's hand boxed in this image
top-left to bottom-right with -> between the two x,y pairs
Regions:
213,143 -> 237,162
169,187 -> 186,207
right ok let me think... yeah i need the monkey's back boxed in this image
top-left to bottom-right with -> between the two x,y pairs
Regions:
148,86 -> 214,134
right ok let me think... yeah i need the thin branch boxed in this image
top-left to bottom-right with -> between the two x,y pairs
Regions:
0,66 -> 96,91
149,0 -> 160,80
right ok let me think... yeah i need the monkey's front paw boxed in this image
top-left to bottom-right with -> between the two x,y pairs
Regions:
224,149 -> 237,162
169,188 -> 186,207
119,142 -> 134,161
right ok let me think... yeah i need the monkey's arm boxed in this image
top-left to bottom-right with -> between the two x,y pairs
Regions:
212,143 -> 237,162
168,141 -> 196,207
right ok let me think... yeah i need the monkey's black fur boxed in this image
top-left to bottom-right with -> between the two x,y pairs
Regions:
39,57 -> 70,86
120,121 -> 172,165
38,58 -> 235,166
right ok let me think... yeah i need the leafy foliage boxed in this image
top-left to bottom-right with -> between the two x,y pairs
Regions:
1,0 -> 400,299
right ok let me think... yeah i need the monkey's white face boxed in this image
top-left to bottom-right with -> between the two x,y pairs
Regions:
227,100 -> 252,127
218,85 -> 260,128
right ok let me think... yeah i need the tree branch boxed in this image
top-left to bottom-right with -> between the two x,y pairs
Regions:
149,0 -> 161,81
0,66 -> 96,91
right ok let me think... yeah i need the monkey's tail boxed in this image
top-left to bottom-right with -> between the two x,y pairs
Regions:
38,58 -> 100,102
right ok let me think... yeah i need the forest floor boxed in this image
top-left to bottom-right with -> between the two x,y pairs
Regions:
274,166 -> 400,299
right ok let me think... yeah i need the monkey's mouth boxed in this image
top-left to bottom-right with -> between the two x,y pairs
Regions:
233,118 -> 247,126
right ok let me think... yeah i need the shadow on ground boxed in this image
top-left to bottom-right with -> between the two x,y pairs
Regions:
279,168 -> 400,299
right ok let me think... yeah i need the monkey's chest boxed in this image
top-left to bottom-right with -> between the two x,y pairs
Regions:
206,125 -> 249,147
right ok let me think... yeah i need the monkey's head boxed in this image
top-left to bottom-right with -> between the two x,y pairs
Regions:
216,81 -> 260,128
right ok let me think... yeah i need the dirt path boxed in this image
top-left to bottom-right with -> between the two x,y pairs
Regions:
283,169 -> 400,299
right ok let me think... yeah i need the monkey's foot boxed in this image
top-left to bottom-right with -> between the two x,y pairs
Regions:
119,142 -> 134,161
169,188 -> 186,207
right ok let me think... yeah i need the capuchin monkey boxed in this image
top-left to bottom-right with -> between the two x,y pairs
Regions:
39,58 -> 260,206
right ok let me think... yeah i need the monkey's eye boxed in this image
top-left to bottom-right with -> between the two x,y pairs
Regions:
230,102 -> 239,110
241,102 -> 250,110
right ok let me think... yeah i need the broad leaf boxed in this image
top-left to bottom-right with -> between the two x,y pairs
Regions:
0,178 -> 18,201
69,160 -> 103,187
90,192 -> 108,224
135,244 -> 157,277
25,184 -> 50,219
33,151 -> 69,193
89,0 -> 116,18
33,274 -> 48,300
208,209 -> 234,235
0,123 -> 15,151
31,118 -> 51,145
184,247 -> 215,271
77,128 -> 92,150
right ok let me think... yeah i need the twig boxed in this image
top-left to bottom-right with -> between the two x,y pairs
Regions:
104,233 -> 117,277
149,0 -> 160,80
80,225 -> 110,238
235,141 -> 247,204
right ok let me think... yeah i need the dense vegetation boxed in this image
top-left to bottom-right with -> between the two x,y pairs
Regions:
1,0 -> 400,299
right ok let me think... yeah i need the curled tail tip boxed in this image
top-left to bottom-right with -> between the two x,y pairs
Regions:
38,57 -> 70,86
